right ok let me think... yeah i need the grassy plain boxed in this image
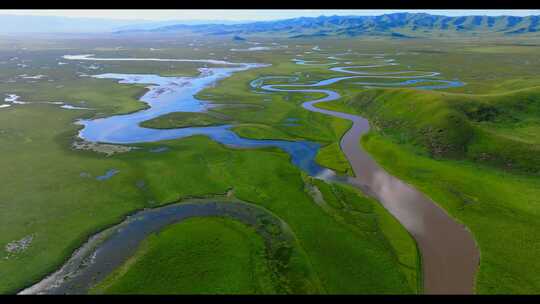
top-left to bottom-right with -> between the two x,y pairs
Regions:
140,111 -> 227,129
91,217 -> 274,294
2,34 -> 540,294
0,35 -> 416,294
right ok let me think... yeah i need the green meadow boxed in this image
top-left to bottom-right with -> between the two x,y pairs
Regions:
0,103 -> 416,293
0,38 -> 416,294
1,34 -> 539,294
91,217 -> 275,294
140,111 -> 228,129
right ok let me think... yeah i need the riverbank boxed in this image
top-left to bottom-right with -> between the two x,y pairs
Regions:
21,198 -> 323,294
316,86 -> 540,293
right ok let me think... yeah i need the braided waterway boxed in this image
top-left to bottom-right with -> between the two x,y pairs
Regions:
22,53 -> 478,294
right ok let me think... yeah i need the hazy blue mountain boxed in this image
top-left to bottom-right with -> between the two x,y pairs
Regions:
0,15 -> 250,34
112,20 -> 253,31
0,15 -> 145,33
118,13 -> 540,38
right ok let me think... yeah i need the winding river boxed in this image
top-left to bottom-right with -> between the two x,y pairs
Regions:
261,60 -> 479,294
22,52 -> 478,294
20,199 -> 306,294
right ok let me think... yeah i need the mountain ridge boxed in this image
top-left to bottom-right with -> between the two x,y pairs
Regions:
115,13 -> 540,38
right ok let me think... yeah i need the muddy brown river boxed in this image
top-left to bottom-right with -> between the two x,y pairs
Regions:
262,58 -> 480,294
309,97 -> 479,294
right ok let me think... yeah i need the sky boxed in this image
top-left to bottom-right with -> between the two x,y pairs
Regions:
2,10 -> 540,21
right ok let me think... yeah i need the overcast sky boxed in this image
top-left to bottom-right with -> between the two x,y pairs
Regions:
2,10 -> 540,21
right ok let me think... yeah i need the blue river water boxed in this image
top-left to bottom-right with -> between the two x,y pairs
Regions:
77,65 -> 329,177
74,54 -> 464,179
96,169 -> 120,181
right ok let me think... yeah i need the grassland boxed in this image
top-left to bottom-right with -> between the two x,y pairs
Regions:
308,179 -> 421,292
140,111 -> 228,129
0,107 -> 415,293
361,132 -> 540,293
91,217 -> 275,294
314,143 -> 353,175
195,65 -> 354,174
315,74 -> 540,293
0,36 -> 417,294
319,87 -> 540,174
285,39 -> 540,293
2,34 -> 540,294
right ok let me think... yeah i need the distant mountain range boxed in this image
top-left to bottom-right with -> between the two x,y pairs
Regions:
1,13 -> 540,38
115,13 -> 540,38
112,20 -> 252,32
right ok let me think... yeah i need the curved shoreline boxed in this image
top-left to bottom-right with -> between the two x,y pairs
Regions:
19,198 -> 318,294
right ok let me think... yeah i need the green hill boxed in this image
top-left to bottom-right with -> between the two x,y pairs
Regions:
334,87 -> 540,174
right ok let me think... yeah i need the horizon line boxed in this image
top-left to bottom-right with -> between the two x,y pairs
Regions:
1,10 -> 540,22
